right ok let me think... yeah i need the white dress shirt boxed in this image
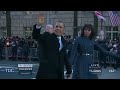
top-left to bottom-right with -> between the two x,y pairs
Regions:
36,24 -> 42,29
57,36 -> 63,51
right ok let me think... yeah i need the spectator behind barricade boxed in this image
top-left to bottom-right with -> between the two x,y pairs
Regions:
107,40 -> 113,51
5,38 -> 11,47
32,41 -> 38,48
66,41 -> 73,59
97,39 -> 109,68
11,38 -> 18,61
114,40 -> 120,69
65,35 -> 73,59
0,38 -> 4,60
22,40 -> 30,62
28,36 -> 34,48
117,41 -> 120,55
19,38 -> 24,47
110,44 -> 118,54
19,38 -> 25,58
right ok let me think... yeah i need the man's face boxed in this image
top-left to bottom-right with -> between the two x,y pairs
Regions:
54,22 -> 64,36
46,25 -> 53,34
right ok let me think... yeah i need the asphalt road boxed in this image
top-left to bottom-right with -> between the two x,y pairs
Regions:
0,60 -> 120,79
0,60 -> 39,79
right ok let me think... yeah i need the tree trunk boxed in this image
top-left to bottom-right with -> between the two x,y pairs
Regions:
94,12 -> 98,36
6,11 -> 11,37
73,11 -> 78,39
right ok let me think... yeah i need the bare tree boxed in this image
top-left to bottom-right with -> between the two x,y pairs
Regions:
73,11 -> 78,39
6,11 -> 11,37
93,11 -> 98,36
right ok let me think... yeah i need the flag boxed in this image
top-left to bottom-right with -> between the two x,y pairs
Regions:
108,11 -> 120,27
94,11 -> 106,21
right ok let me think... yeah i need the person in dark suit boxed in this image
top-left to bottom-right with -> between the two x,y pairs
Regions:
0,38 -> 4,60
97,39 -> 109,68
32,21 -> 72,79
115,41 -> 120,69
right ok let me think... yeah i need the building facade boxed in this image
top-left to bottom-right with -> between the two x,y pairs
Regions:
0,11 -> 120,40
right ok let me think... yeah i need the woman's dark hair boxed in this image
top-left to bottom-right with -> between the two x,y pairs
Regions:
81,24 -> 96,40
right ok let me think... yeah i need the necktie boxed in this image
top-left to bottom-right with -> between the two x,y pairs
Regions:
58,37 -> 63,51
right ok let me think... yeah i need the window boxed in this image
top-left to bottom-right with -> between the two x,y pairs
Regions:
113,26 -> 118,31
105,26 -> 112,31
24,26 -> 32,37
0,27 -> 6,30
106,33 -> 111,39
24,11 -> 32,15
24,27 -> 32,31
2,31 -> 7,37
105,26 -> 119,40
113,33 -> 118,40
0,11 -> 6,16
50,11 -> 57,14
25,32 -> 32,36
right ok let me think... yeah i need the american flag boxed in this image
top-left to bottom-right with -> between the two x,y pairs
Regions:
94,11 -> 106,21
108,11 -> 120,27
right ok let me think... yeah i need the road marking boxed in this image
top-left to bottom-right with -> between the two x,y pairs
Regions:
31,78 -> 36,79
0,66 -> 18,69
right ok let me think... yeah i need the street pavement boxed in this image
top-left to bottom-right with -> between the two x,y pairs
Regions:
0,60 -> 39,79
65,67 -> 120,79
0,60 -> 120,79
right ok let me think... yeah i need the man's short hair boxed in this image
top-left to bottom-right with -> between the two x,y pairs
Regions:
45,24 -> 53,30
56,21 -> 65,27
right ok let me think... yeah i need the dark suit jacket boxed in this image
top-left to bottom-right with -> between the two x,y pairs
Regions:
32,24 -> 72,79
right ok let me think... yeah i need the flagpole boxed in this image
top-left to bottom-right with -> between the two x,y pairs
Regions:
93,11 -> 98,36
101,11 -> 103,30
101,19 -> 103,30
101,11 -> 105,40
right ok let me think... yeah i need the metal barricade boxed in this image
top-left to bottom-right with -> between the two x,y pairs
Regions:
93,50 -> 99,64
106,56 -> 117,67
17,47 -> 24,60
94,50 -> 117,67
1,46 -> 39,61
1,47 -> 6,59
29,47 -> 38,61
1,47 -> 118,65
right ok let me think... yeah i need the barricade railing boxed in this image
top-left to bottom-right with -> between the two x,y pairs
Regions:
1,46 -> 39,61
1,47 -> 119,67
94,50 -> 118,67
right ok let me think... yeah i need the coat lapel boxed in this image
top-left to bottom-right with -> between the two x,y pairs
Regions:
53,33 -> 60,52
60,36 -> 66,52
